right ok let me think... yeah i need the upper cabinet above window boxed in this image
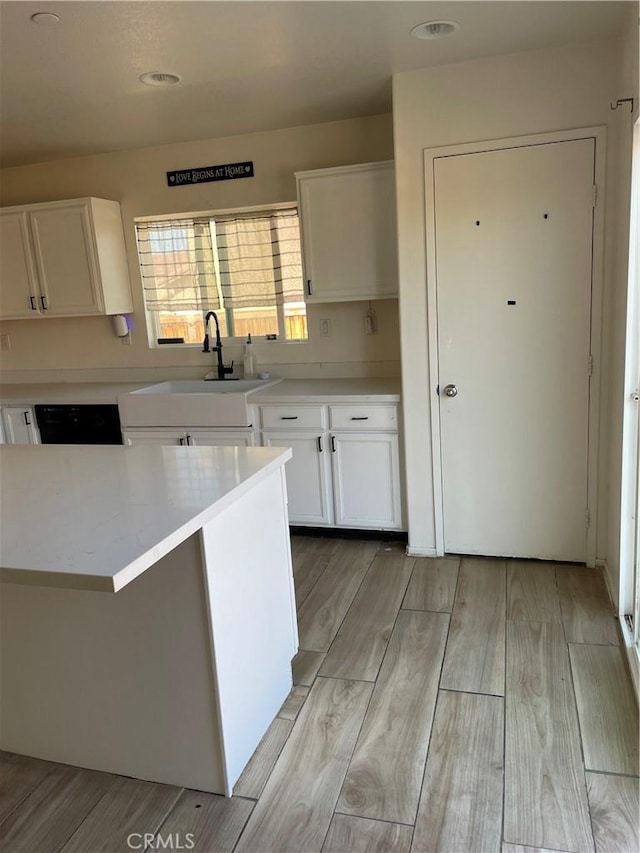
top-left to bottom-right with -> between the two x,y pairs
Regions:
296,161 -> 398,303
0,197 -> 132,320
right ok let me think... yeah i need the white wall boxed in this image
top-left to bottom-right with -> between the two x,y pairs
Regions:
605,10 -> 640,610
0,114 -> 399,383
392,36 -> 629,568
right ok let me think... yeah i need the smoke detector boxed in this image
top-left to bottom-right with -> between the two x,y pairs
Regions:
139,72 -> 181,87
410,21 -> 460,40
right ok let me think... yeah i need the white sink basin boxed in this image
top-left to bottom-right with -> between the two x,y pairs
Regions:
134,379 -> 270,395
118,378 -> 281,428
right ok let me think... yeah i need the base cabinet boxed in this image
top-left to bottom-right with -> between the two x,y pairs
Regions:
331,432 -> 401,529
2,406 -> 40,444
260,403 -> 403,530
122,427 -> 255,447
263,431 -> 333,525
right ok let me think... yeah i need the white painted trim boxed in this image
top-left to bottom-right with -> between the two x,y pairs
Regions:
423,126 -> 606,566
597,557 -> 616,611
406,545 -> 438,558
619,617 -> 640,705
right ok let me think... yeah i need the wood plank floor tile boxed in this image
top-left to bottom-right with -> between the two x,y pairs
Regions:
504,621 -> 594,853
507,561 -> 562,623
291,537 -> 340,608
586,772 -> 640,853
277,685 -> 310,721
320,552 -> 414,681
233,717 -> 293,799
152,790 -> 254,853
0,752 -> 53,823
297,540 -> 379,652
235,677 -> 373,853
402,557 -> 459,613
556,566 -> 619,645
336,610 -> 448,823
60,776 -> 182,852
569,644 -> 639,775
292,649 -> 326,686
440,557 -> 506,696
0,764 -> 114,853
412,690 -> 503,853
323,814 -> 412,853
502,846 -> 570,852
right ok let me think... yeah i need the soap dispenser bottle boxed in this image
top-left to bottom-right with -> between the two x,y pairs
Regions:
243,334 -> 255,378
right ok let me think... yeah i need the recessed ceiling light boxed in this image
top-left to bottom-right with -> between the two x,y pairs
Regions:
139,72 -> 181,87
410,20 -> 460,40
30,11 -> 60,25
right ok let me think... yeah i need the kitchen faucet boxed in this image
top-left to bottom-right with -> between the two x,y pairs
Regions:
203,311 -> 234,379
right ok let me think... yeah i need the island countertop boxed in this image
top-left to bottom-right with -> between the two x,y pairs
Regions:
0,444 -> 292,592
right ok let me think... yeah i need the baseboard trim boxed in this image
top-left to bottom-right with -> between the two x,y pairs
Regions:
289,526 -> 407,543
406,546 -> 439,558
619,616 -> 640,706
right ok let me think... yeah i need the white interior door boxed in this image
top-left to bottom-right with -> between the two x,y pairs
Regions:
435,139 -> 594,562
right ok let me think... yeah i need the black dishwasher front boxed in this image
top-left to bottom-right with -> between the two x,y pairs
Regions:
35,404 -> 123,445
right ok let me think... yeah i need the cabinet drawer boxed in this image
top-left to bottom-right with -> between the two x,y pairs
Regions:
329,405 -> 397,430
261,405 -> 326,430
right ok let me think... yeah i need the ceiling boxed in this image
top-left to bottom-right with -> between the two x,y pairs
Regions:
0,1 -> 633,168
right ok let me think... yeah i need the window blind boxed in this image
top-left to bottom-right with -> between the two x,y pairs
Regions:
136,209 -> 303,313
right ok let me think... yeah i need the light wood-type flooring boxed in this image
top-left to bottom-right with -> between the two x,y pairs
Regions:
2,538 -> 638,853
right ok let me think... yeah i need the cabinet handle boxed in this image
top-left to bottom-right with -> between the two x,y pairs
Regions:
281,416 -> 298,420
331,435 -> 336,453
40,296 -> 48,311
179,436 -> 186,445
317,436 -> 323,452
186,434 -> 192,445
350,416 -> 369,420
23,411 -> 31,426
306,280 -> 312,296
29,296 -> 36,311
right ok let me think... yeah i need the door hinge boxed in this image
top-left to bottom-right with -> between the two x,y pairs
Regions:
592,184 -> 597,208
587,354 -> 593,376
585,508 -> 591,528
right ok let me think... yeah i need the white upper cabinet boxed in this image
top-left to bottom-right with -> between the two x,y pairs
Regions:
0,197 -> 133,319
296,161 -> 398,303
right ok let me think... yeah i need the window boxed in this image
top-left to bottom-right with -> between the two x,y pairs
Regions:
135,207 -> 307,344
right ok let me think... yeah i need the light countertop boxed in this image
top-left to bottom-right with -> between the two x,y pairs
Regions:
0,444 -> 291,592
251,377 -> 401,403
0,382 -> 148,405
0,377 -> 401,406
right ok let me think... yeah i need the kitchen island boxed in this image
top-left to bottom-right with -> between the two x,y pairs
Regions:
0,443 -> 297,795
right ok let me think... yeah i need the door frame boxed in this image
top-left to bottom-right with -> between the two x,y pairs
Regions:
423,126 -> 606,567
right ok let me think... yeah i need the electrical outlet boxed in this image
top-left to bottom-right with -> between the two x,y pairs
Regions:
0,334 -> 10,351
319,318 -> 331,337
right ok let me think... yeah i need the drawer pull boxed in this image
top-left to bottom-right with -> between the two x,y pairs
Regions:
29,296 -> 36,310
281,416 -> 299,420
23,411 -> 31,426
317,436 -> 323,452
351,416 -> 369,420
40,296 -> 48,310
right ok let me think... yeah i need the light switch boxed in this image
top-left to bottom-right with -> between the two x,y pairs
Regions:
319,318 -> 331,337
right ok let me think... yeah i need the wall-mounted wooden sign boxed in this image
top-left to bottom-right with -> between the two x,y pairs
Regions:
167,161 -> 254,187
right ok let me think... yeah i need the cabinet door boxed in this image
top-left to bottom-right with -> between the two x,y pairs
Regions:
122,428 -> 185,446
187,429 -> 255,447
29,202 -> 103,316
263,431 -> 333,525
0,211 -> 41,319
2,407 -> 40,444
331,432 -> 402,530
297,162 -> 398,302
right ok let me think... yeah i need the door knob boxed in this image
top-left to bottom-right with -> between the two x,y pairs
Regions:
443,384 -> 458,398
